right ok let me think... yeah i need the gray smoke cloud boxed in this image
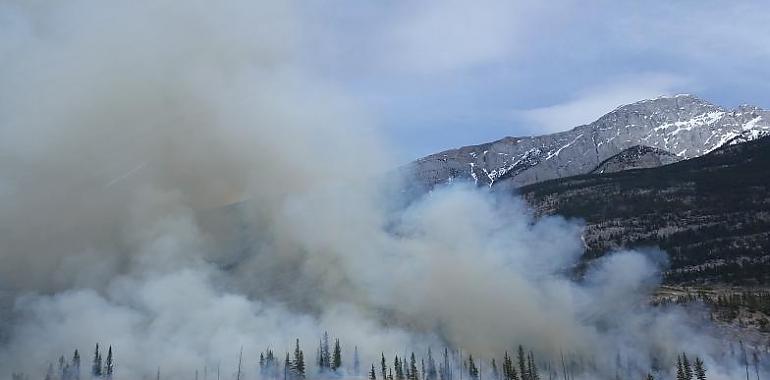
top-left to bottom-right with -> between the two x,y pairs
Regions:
0,1 -> 762,380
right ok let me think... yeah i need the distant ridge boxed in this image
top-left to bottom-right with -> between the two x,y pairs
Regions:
408,95 -> 770,191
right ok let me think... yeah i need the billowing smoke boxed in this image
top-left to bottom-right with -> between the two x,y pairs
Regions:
0,1 -> 762,380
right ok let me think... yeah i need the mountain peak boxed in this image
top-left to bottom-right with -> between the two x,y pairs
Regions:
408,94 -> 770,191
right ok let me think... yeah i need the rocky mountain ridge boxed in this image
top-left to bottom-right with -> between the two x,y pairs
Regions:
409,94 -> 769,190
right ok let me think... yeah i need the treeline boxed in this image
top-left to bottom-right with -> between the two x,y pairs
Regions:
12,343 -> 114,380
13,334 -> 747,380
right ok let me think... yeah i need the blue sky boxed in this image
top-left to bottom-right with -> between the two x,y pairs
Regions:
298,0 -> 770,160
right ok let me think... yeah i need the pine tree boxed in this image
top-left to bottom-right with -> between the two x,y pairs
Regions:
682,354 -> 693,380
676,355 -> 685,380
527,352 -> 539,380
332,339 -> 342,371
354,346 -> 361,376
693,357 -> 706,380
105,346 -> 114,380
427,349 -> 438,380
491,359 -> 499,380
440,348 -> 451,380
382,353 -> 388,380
410,353 -> 420,380
284,353 -> 291,380
517,347 -> 527,380
370,365 -> 377,380
395,356 -> 404,380
502,352 -> 513,380
92,344 -> 102,378
321,332 -> 331,371
72,350 -> 81,380
468,355 -> 478,380
294,339 -> 306,379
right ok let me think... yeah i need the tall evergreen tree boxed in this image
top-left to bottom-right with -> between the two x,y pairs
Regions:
467,355 -> 478,380
92,344 -> 102,378
284,353 -> 290,380
294,339 -> 306,379
442,348 -> 452,380
676,355 -> 685,380
504,351 -> 518,380
104,347 -> 114,380
72,350 -> 81,380
693,357 -> 706,380
321,332 -> 331,371
395,356 -> 404,380
527,352 -> 539,380
354,346 -> 361,376
517,347 -> 527,380
410,353 -> 419,380
332,339 -> 342,371
382,353 -> 388,380
682,354 -> 693,380
370,365 -> 377,380
427,348 -> 438,380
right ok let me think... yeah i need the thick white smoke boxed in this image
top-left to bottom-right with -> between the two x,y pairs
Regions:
0,1 -> 762,380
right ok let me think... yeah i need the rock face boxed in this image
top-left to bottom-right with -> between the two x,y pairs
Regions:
409,95 -> 770,190
591,145 -> 681,174
519,136 -> 770,285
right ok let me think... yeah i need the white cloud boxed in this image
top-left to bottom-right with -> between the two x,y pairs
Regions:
516,73 -> 691,134
382,0 -> 521,73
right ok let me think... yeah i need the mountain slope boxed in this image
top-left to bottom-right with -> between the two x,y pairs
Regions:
409,95 -> 769,191
519,136 -> 770,285
591,145 -> 681,174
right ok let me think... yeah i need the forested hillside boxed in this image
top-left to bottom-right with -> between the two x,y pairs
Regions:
520,136 -> 770,285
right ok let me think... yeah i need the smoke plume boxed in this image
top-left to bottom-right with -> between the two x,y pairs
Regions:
0,1 -> 762,380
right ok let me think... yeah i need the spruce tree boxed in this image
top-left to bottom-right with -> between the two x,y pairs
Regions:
284,353 -> 290,380
468,355 -> 478,380
72,350 -> 81,380
427,349 -> 438,380
676,355 -> 685,380
693,357 -> 706,380
527,352 -> 539,380
105,346 -> 114,379
354,346 -> 361,376
294,339 -> 306,379
395,356 -> 404,380
491,359 -> 499,380
517,347 -> 527,380
682,354 -> 693,380
410,353 -> 419,380
370,365 -> 377,380
382,353 -> 388,380
92,344 -> 102,378
332,339 -> 342,371
321,332 -> 331,371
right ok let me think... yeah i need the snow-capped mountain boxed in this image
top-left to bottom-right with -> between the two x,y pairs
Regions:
408,94 -> 770,190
